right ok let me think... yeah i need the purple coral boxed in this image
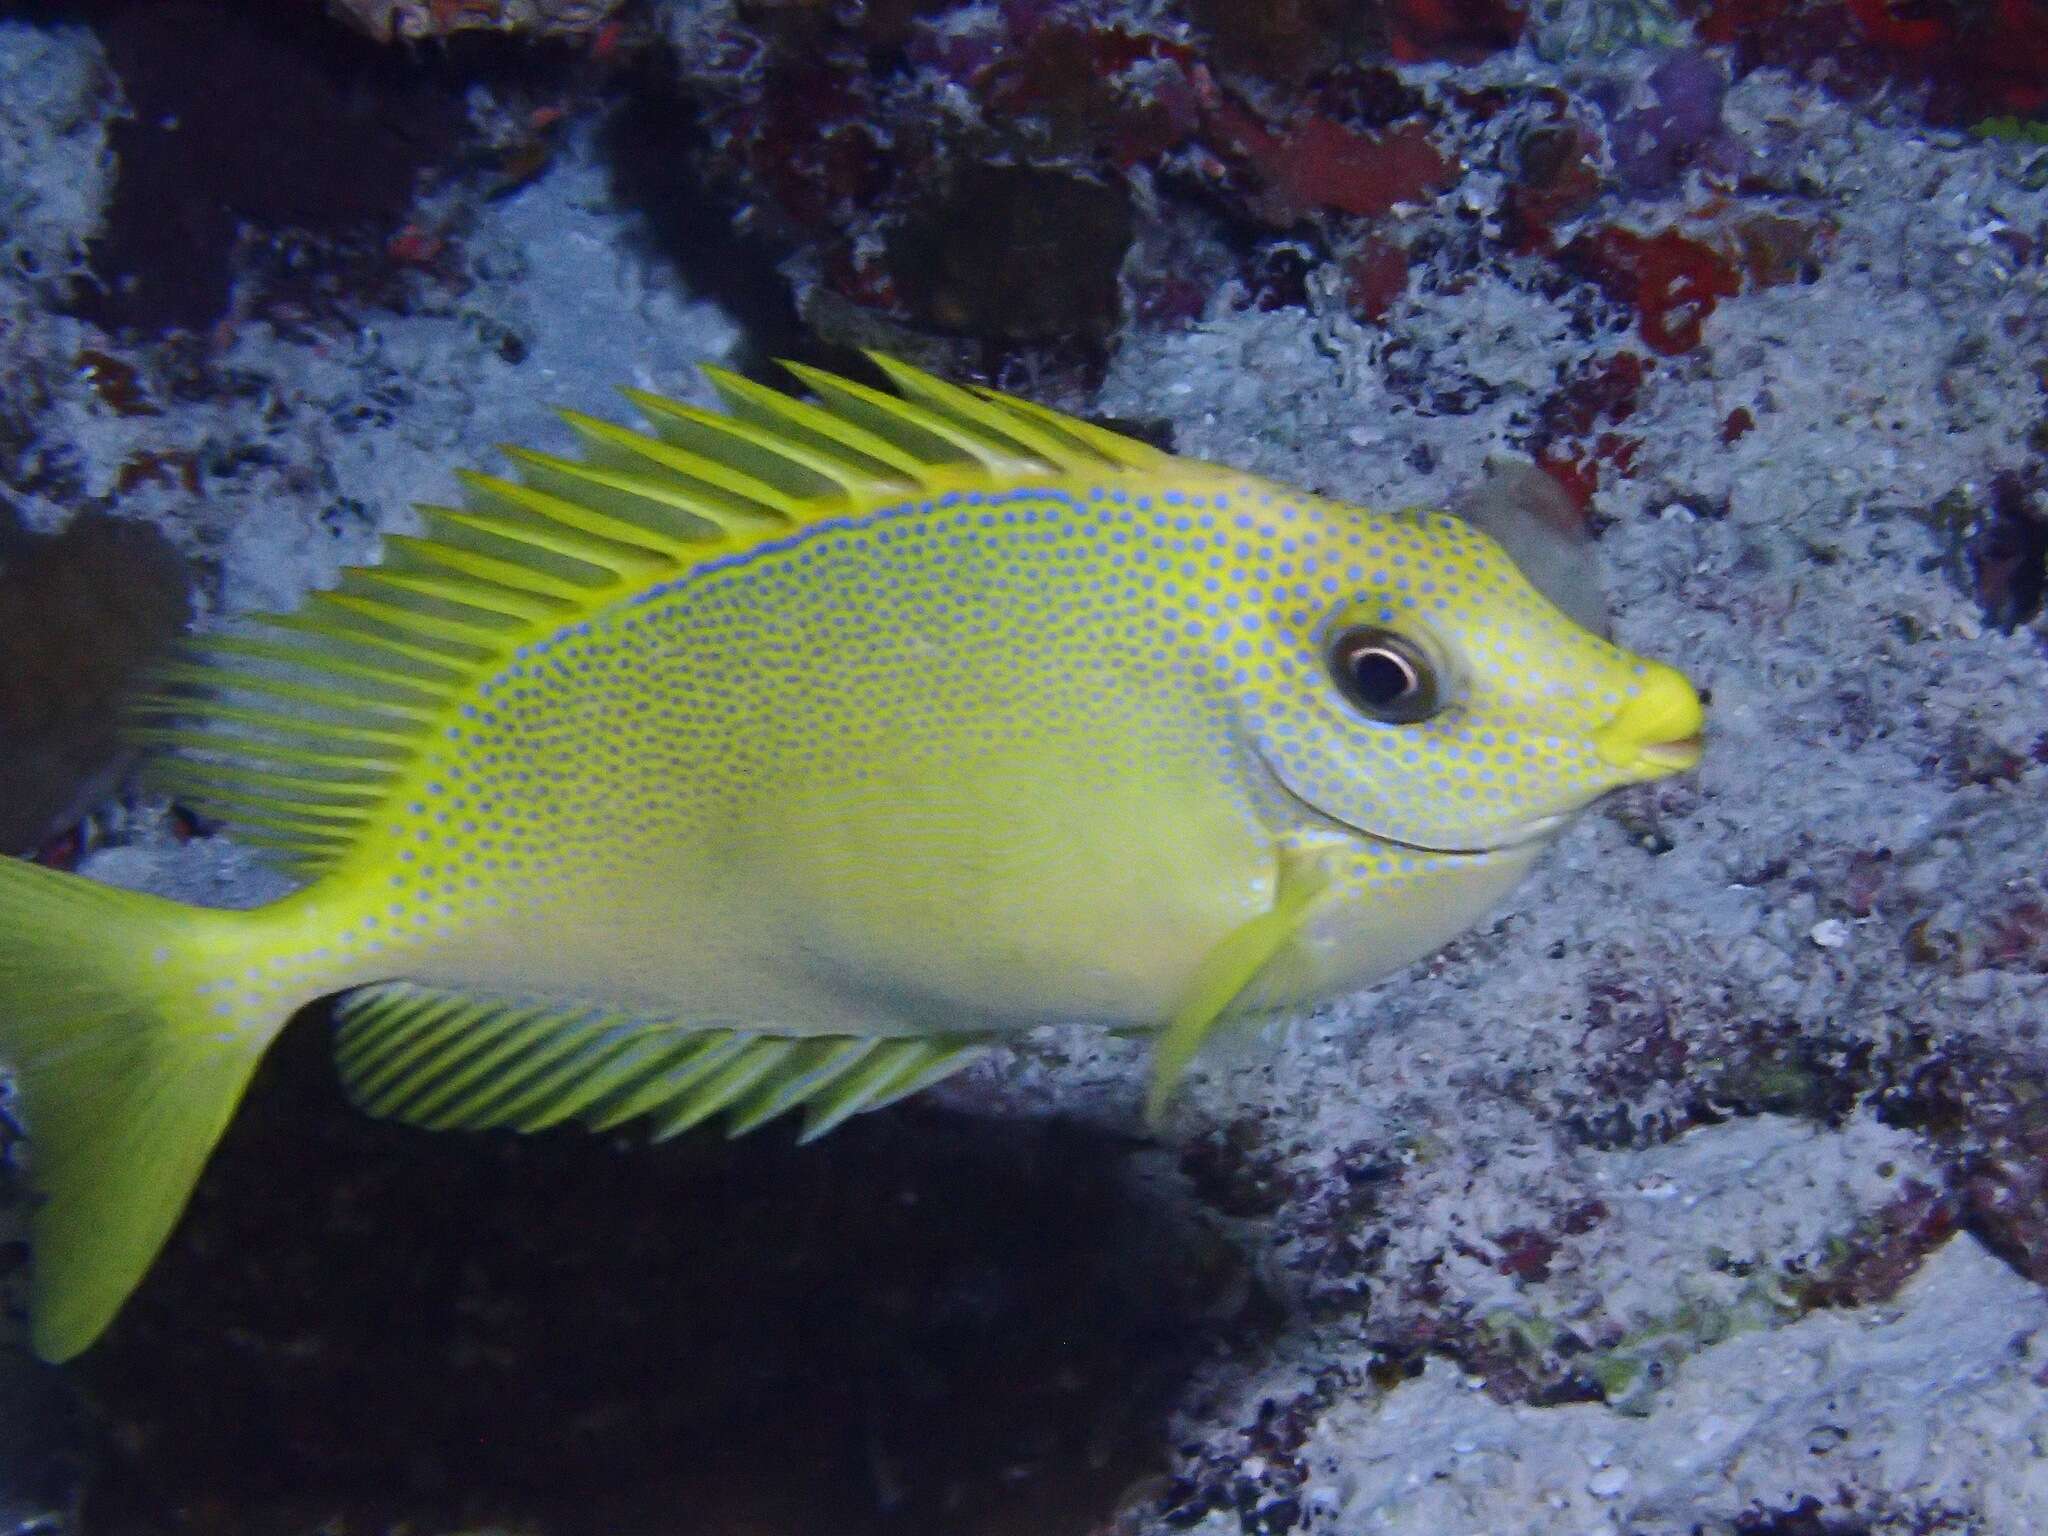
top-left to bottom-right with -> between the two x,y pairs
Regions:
1606,50 -> 1734,195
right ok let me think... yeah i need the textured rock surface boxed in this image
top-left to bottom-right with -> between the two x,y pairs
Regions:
0,3 -> 2045,1534
327,0 -> 625,42
0,17 -> 114,300
1288,1234 -> 2048,1534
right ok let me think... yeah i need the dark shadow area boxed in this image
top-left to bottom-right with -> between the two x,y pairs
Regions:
56,0 -> 472,336
20,0 -> 858,372
68,1010 -> 1245,1536
0,511 -> 193,856
0,1344 -> 80,1533
26,0 -> 587,339
597,47 -> 838,383
885,165 -> 1133,343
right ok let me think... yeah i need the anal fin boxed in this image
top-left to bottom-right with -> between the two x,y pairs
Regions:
332,983 -> 988,1142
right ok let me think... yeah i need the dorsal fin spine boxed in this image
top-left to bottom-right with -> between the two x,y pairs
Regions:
863,352 -> 1087,469
620,387 -> 881,499
349,569 -> 562,627
703,365 -> 934,485
128,726 -> 404,773
503,446 -> 775,540
272,604 -> 488,669
453,470 -> 702,562
385,532 -> 609,602
315,591 -> 517,650
557,413 -> 804,520
232,829 -> 347,857
193,635 -> 453,704
129,698 -> 418,750
137,355 -> 1170,881
419,503 -> 664,584
146,758 -> 386,805
969,386 -> 1169,469
147,663 -> 439,726
778,361 -> 1031,472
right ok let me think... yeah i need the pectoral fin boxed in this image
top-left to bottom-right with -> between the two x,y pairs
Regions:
1145,852 -> 1332,1124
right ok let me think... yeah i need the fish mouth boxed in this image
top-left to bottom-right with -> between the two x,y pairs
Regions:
1630,733 -> 1704,773
1594,664 -> 1707,777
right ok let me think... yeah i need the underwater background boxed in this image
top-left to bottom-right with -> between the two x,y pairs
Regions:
2,0 -> 2047,1531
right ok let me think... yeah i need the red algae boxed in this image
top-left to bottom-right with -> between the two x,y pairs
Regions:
1209,109 -> 1460,222
1686,0 -> 2048,123
1345,236 -> 1411,321
1560,226 -> 1743,356
1387,0 -> 1525,63
1529,351 -> 1649,508
977,22 -> 1201,163
74,349 -> 162,419
737,63 -> 887,234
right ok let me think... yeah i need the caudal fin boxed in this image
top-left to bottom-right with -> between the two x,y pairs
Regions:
0,857 -> 280,1360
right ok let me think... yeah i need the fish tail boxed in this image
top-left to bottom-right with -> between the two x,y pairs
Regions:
0,857 -> 308,1361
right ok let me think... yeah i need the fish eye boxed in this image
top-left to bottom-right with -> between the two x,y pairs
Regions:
1328,626 -> 1442,724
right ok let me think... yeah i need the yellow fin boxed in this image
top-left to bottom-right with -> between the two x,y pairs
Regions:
0,858 -> 289,1359
618,385 -> 868,500
1145,852 -> 1331,1124
332,983 -> 991,1142
778,360 -> 1038,472
967,384 -> 1171,471
700,364 -> 931,486
797,1036 -> 990,1141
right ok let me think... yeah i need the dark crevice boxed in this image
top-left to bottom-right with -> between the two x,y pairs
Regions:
71,1009 -> 1245,1536
55,0 -> 471,335
599,48 -> 822,383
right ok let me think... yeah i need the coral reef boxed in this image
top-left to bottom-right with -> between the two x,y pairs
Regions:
328,0 -> 626,43
0,16 -> 113,302
1689,0 -> 2048,125
0,511 -> 191,856
1073,52 -> 2048,1529
0,0 -> 2045,1533
70,0 -> 473,337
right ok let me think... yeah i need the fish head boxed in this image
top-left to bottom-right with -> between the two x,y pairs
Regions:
1239,499 -> 1703,856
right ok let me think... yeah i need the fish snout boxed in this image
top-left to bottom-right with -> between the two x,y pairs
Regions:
1593,661 -> 1704,776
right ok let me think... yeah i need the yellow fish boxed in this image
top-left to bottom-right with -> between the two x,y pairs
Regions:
0,356 -> 1703,1360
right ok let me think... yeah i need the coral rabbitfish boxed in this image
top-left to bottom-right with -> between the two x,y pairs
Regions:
0,355 -> 1704,1361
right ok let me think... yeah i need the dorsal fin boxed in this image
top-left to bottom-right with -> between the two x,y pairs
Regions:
131,357 -> 1167,871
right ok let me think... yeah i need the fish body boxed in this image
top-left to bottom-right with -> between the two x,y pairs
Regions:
291,468 -> 1538,1029
0,357 -> 1703,1360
